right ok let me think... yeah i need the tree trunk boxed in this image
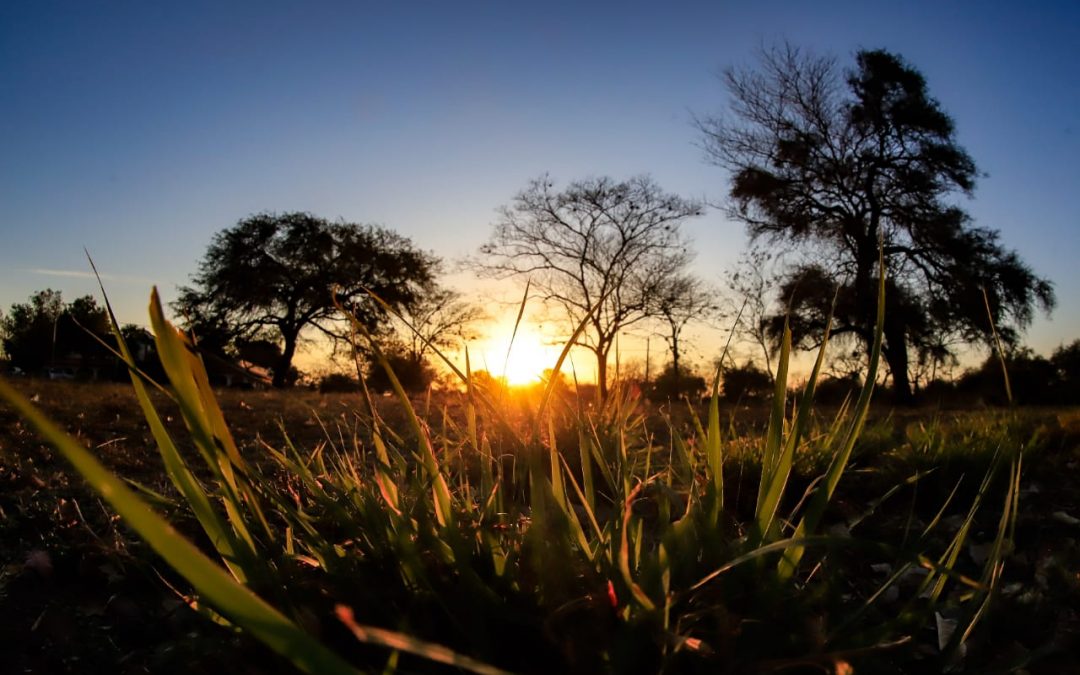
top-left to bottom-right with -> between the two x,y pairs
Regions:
273,331 -> 298,388
882,321 -> 914,405
596,347 -> 609,402
671,332 -> 681,383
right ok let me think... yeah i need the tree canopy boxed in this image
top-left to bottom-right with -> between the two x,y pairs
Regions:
476,175 -> 703,400
0,289 -> 111,373
698,45 -> 1055,402
174,212 -> 438,387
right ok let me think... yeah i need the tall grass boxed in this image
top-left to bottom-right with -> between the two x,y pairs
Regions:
0,266 -> 1025,673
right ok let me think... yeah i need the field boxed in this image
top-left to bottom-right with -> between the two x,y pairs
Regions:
2,371 -> 1080,673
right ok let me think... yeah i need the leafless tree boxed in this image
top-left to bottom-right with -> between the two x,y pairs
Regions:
723,246 -> 780,379
476,175 -> 702,400
652,273 -> 721,385
392,287 -> 485,361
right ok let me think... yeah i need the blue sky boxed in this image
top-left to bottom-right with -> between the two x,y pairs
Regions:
2,1 -> 1078,372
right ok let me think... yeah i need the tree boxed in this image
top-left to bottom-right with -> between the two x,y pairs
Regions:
0,289 -> 110,373
648,361 -> 707,402
364,348 -> 437,394
175,212 -> 438,387
234,338 -> 283,371
1,289 -> 62,371
477,175 -> 702,400
956,347 -> 1058,406
721,361 -> 773,403
1051,340 -> 1080,404
391,287 -> 484,362
723,246 -> 781,379
651,273 -> 719,388
697,45 -> 1054,402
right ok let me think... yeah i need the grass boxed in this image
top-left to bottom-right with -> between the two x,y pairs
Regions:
1,282 -> 1079,672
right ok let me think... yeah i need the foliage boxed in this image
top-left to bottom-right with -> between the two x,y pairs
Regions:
813,373 -> 863,405
646,360 -> 707,401
1050,339 -> 1080,403
476,175 -> 703,400
698,44 -> 1054,402
175,212 -> 439,387
234,338 -> 283,370
0,289 -> 111,373
959,345 -> 1058,401
363,348 -> 437,394
651,274 -> 720,384
721,361 -> 773,402
317,372 -> 361,393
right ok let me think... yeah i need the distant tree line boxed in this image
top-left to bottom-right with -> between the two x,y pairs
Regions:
0,290 -> 111,374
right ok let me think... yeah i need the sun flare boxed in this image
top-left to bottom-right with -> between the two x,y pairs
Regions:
490,328 -> 564,386
502,334 -> 563,385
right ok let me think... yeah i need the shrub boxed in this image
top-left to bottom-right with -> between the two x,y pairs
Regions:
317,372 -> 361,393
722,361 -> 772,402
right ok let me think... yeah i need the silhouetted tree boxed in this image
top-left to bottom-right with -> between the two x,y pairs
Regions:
651,274 -> 720,391
648,361 -> 706,402
1051,340 -> 1080,404
175,212 -> 438,387
722,361 -> 772,403
235,338 -> 282,370
318,372 -> 361,393
956,347 -> 1057,406
813,374 -> 862,405
392,287 -> 484,362
364,349 -> 437,394
698,45 -> 1054,403
0,290 -> 110,373
477,175 -> 702,400
723,247 -> 780,379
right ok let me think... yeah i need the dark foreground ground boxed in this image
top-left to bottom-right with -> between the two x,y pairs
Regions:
1,380 -> 1079,673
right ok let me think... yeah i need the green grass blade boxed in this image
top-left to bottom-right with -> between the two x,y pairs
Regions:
558,452 -> 605,545
705,365 -> 724,527
92,276 -> 252,582
754,312 -> 832,544
777,251 -> 886,581
618,483 -> 656,611
148,290 -> 264,555
755,322 -> 791,519
0,377 -> 357,675
359,320 -> 455,531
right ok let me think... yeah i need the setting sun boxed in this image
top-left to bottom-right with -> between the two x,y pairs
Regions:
473,325 -> 567,387
503,334 -> 562,385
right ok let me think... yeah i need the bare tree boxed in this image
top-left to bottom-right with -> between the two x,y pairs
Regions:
476,175 -> 702,400
652,273 -> 720,386
723,246 -> 780,379
392,287 -> 485,361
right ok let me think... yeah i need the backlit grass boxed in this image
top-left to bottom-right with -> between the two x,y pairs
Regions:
1,271 -> 1068,673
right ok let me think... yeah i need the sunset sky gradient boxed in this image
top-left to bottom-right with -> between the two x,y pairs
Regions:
2,1 -> 1077,377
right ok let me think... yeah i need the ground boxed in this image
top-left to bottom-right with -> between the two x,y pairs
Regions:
1,380 -> 1079,673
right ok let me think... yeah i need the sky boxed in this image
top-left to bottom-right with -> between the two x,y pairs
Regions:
2,1 -> 1078,379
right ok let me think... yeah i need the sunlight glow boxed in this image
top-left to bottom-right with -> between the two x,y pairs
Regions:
501,329 -> 563,386
471,324 -> 566,387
